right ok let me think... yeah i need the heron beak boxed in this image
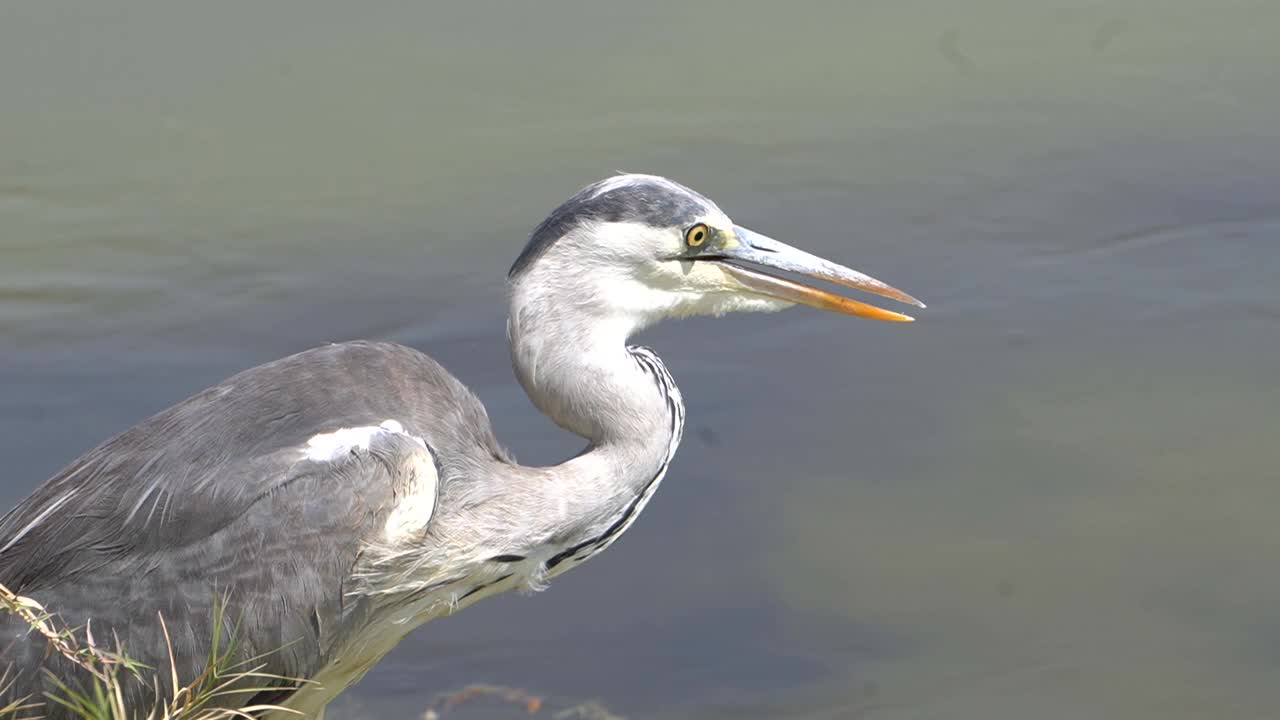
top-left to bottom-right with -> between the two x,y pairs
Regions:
711,226 -> 926,322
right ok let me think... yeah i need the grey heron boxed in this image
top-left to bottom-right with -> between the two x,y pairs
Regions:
0,174 -> 923,718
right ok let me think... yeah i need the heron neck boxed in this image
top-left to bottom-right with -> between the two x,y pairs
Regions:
500,307 -> 682,564
509,308 -> 667,434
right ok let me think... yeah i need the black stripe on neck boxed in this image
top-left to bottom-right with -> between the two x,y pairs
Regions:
545,347 -> 682,570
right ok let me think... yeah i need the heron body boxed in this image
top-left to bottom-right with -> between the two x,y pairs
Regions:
0,175 -> 921,718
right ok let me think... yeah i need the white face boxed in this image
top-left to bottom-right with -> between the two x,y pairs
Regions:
508,174 -> 922,336
545,211 -> 793,330
589,218 -> 795,325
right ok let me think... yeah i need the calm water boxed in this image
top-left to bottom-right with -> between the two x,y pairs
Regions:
3,2 -> 1280,718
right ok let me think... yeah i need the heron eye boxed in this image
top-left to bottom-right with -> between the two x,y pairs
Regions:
685,223 -> 709,247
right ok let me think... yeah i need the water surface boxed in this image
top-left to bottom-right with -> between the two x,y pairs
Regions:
3,1 -> 1280,717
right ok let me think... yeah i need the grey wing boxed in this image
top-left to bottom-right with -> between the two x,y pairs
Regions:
0,421 -> 439,716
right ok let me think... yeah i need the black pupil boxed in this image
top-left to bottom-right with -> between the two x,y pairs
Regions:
693,230 -> 703,242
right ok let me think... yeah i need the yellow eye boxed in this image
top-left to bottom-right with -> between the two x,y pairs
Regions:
685,223 -> 709,247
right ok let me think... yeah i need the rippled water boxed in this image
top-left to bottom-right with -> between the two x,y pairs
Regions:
3,1 -> 1280,718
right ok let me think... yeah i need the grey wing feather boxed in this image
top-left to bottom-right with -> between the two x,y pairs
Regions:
0,341 -> 480,717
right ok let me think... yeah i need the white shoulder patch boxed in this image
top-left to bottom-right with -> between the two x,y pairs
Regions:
382,446 -> 438,540
301,419 -> 425,462
301,420 -> 439,541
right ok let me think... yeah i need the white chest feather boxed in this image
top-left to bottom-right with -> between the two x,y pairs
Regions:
266,565 -> 538,720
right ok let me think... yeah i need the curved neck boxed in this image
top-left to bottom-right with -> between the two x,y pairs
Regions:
352,281 -> 688,604
456,274 -> 686,578
507,291 -> 666,445
506,276 -> 682,480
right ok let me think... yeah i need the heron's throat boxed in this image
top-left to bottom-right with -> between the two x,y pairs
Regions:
506,294 -> 672,447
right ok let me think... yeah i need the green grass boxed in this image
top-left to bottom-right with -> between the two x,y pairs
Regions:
0,582 -> 299,720
2,583 -> 624,720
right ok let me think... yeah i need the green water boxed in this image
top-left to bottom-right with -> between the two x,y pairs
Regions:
3,1 -> 1280,717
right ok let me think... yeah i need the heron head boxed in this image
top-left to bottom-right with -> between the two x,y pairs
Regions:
508,174 -> 924,331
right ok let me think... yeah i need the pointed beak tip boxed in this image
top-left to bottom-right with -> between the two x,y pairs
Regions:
882,310 -> 916,323
724,225 -> 927,320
